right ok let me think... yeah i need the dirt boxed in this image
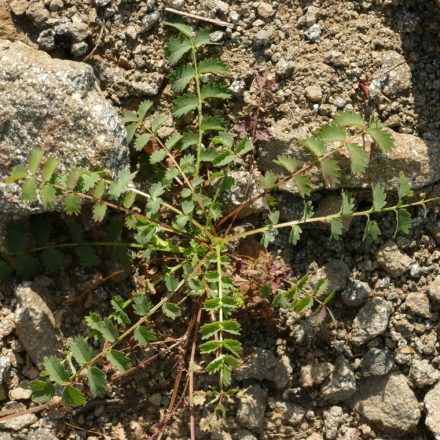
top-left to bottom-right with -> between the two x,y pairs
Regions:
1,0 -> 440,439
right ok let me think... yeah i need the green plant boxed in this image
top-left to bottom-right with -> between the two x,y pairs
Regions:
2,18 -> 440,436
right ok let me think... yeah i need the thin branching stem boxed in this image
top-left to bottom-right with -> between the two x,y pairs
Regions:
223,196 -> 440,243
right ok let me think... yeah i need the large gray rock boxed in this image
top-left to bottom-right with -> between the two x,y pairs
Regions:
14,283 -> 63,368
0,40 -> 129,242
376,241 -> 412,278
425,381 -> 440,439
347,373 -> 421,436
236,348 -> 290,389
0,402 -> 38,431
237,384 -> 267,430
321,356 -> 356,401
351,297 -> 393,345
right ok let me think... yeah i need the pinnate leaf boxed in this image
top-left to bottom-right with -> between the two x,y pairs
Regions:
30,380 -> 55,403
107,349 -> 131,372
364,220 -> 381,241
170,65 -> 195,92
42,159 -> 58,182
150,150 -> 167,164
397,172 -> 413,201
165,35 -> 192,65
40,184 -> 57,209
126,123 -> 137,144
198,59 -> 228,75
321,158 -> 341,187
29,149 -> 44,174
347,143 -> 368,176
212,132 -> 233,149
138,100 -> 153,120
42,248 -> 64,274
69,337 -> 93,366
122,111 -> 138,123
367,126 -> 393,153
200,83 -> 231,101
173,94 -> 198,117
330,217 -> 343,239
333,111 -> 365,127
108,169 -> 137,200
294,174 -> 311,197
301,137 -> 326,157
289,224 -> 302,245
62,386 -> 86,406
87,367 -> 108,397
200,116 -> 225,132
235,138 -> 253,156
151,115 -> 167,133
92,201 -> 107,222
317,124 -> 346,143
372,184 -> 387,211
162,303 -> 181,320
396,208 -> 412,235
134,133 -> 151,152
164,20 -> 193,38
7,165 -> 28,183
275,155 -> 297,173
81,172 -> 100,192
22,178 -> 38,203
64,193 -> 82,216
194,28 -> 215,47
134,327 -> 158,346
44,356 -> 70,384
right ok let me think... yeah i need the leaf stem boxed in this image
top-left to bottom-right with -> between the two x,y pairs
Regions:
222,196 -> 440,243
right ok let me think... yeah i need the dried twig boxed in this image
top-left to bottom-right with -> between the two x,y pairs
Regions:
82,15 -> 107,61
164,7 -> 232,28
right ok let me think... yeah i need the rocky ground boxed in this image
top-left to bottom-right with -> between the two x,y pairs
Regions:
1,0 -> 440,439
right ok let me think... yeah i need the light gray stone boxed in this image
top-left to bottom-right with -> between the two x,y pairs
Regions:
301,362 -> 333,387
0,402 -> 38,431
92,56 -> 162,98
141,11 -> 160,33
253,29 -> 273,47
9,387 -> 32,401
425,381 -> 440,439
428,275 -> 440,303
236,348 -> 290,389
341,281 -> 371,307
0,357 -> 11,384
27,429 -> 59,440
0,41 -> 129,244
269,399 -> 305,426
323,406 -> 343,440
381,51 -> 412,98
0,313 -> 15,340
71,41 -> 88,57
257,2 -> 274,18
305,85 -> 323,103
376,241 -> 412,278
347,373 -> 420,436
14,283 -> 63,368
26,1 -> 50,26
409,359 -> 440,388
9,0 -> 29,15
237,384 -> 267,429
405,291 -> 431,318
361,348 -> 394,377
321,356 -> 356,401
37,29 -> 56,51
304,24 -> 321,43
351,297 -> 393,345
